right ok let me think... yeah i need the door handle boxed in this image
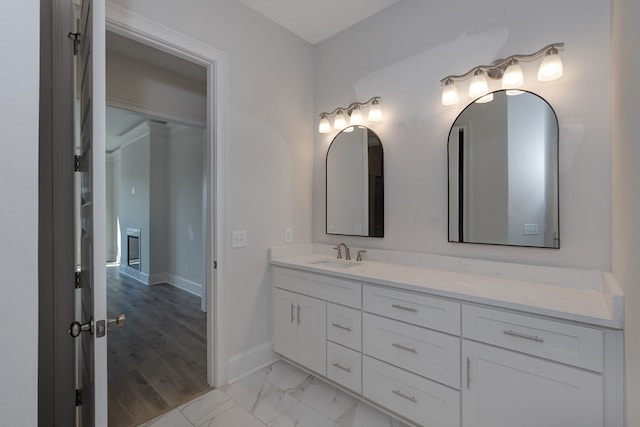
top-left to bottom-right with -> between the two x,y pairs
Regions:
108,313 -> 126,328
68,317 -> 93,338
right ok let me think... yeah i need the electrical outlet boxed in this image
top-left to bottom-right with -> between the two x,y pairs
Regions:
524,224 -> 539,235
186,264 -> 190,273
232,230 -> 248,248
284,228 -> 293,243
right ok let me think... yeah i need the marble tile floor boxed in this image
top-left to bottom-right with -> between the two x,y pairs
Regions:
140,359 -> 411,427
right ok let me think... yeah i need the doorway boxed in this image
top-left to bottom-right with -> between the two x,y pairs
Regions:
105,111 -> 208,425
100,12 -> 224,425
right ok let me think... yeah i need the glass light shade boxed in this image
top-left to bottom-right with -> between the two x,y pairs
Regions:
502,61 -> 524,89
469,70 -> 489,98
538,49 -> 563,82
350,106 -> 363,125
475,93 -> 494,104
368,99 -> 382,122
441,79 -> 460,106
333,111 -> 346,129
318,115 -> 331,133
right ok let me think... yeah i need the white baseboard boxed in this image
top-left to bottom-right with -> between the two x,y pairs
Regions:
148,272 -> 170,286
118,264 -> 148,284
227,342 -> 279,384
169,274 -> 202,297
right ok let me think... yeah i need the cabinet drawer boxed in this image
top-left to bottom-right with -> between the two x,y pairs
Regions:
463,305 -> 603,372
327,342 -> 362,394
363,285 -> 460,335
327,303 -> 361,351
363,313 -> 460,388
363,356 -> 460,427
274,267 -> 362,308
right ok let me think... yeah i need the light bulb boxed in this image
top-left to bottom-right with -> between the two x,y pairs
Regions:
343,126 -> 354,133
506,90 -> 525,96
368,98 -> 382,122
538,48 -> 563,82
333,110 -> 346,129
318,114 -> 331,134
502,59 -> 524,89
441,79 -> 460,106
475,93 -> 494,103
350,106 -> 363,125
468,69 -> 489,98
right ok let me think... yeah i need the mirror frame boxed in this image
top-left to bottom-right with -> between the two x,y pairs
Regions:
326,126 -> 384,238
447,89 -> 560,249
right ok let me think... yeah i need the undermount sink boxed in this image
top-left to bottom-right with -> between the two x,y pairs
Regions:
307,259 -> 359,269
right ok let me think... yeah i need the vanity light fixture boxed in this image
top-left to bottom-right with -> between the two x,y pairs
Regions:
318,96 -> 382,134
440,42 -> 564,106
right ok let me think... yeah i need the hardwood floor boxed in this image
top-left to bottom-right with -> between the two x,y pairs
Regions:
107,266 -> 209,427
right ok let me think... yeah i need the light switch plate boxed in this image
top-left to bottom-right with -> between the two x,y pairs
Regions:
284,228 -> 293,243
232,230 -> 247,248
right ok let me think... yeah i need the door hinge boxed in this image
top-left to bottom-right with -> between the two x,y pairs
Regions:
75,271 -> 81,289
75,389 -> 82,406
214,261 -> 217,269
74,155 -> 81,172
68,32 -> 81,56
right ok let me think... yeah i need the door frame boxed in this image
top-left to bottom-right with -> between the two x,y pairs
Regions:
105,3 -> 229,387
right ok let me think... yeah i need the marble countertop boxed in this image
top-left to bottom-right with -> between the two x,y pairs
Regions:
270,247 -> 624,330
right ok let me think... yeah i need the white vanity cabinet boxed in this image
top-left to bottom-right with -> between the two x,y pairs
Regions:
271,261 -> 624,427
462,340 -> 603,427
273,288 -> 327,375
461,305 -> 607,427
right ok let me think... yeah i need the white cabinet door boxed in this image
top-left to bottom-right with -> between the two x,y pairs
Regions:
297,294 -> 327,375
462,341 -> 603,427
274,288 -> 298,362
273,288 -> 326,376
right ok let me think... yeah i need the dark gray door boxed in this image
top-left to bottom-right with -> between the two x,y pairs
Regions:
77,0 -> 108,425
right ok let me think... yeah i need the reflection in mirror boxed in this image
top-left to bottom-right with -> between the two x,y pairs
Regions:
327,126 -> 384,237
448,90 -> 559,248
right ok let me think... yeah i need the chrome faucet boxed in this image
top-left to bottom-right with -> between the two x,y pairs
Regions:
334,242 -> 351,260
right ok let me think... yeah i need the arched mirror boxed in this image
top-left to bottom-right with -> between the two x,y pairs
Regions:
326,126 -> 384,237
448,90 -> 559,248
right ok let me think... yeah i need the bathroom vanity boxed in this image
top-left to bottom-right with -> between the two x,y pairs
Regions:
270,244 -> 624,427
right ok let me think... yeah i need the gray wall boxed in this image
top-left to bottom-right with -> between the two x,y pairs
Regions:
0,1 -> 39,425
313,0 -> 611,271
168,126 -> 205,287
106,153 -> 121,262
119,128 -> 151,276
108,0 -> 315,361
116,121 -> 205,292
611,0 -> 640,424
106,50 -> 206,126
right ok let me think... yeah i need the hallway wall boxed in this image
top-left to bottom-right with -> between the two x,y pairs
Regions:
0,2 -> 39,425
107,0 -> 315,371
611,0 -> 640,423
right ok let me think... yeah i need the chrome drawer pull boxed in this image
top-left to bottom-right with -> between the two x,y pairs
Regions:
466,357 -> 471,389
332,362 -> 351,373
290,303 -> 295,323
503,330 -> 544,343
297,305 -> 301,325
392,389 -> 417,403
392,342 -> 418,354
332,323 -> 352,332
391,304 -> 417,313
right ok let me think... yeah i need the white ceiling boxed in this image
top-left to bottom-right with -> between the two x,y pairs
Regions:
239,0 -> 401,45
